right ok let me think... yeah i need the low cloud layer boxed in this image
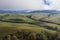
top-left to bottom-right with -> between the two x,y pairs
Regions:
0,0 -> 60,10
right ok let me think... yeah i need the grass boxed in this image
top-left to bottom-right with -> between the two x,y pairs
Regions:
0,13 -> 60,40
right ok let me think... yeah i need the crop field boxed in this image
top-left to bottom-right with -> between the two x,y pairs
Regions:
0,13 -> 60,40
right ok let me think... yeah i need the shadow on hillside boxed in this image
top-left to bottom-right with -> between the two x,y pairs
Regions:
0,19 -> 25,23
0,19 -> 60,31
39,19 -> 60,25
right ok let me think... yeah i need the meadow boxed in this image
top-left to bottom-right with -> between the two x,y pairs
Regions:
0,13 -> 60,40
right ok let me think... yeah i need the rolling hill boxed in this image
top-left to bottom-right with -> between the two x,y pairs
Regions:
0,10 -> 60,40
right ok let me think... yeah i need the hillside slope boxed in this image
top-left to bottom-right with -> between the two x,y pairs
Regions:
0,13 -> 60,40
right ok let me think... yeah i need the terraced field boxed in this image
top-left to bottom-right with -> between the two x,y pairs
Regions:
0,13 -> 60,40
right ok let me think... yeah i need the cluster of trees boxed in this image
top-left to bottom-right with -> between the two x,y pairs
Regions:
2,30 -> 60,40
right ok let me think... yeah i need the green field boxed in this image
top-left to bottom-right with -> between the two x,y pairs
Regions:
0,13 -> 60,40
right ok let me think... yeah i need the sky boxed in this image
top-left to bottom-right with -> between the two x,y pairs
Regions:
0,0 -> 60,10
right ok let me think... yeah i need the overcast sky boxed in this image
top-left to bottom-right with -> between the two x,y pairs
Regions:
0,0 -> 60,10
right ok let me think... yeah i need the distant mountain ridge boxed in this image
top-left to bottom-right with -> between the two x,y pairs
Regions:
0,9 -> 60,14
0,9 -> 29,13
29,10 -> 60,13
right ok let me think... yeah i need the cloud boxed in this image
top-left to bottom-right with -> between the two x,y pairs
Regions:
45,0 -> 60,10
0,0 -> 60,10
43,0 -> 50,5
